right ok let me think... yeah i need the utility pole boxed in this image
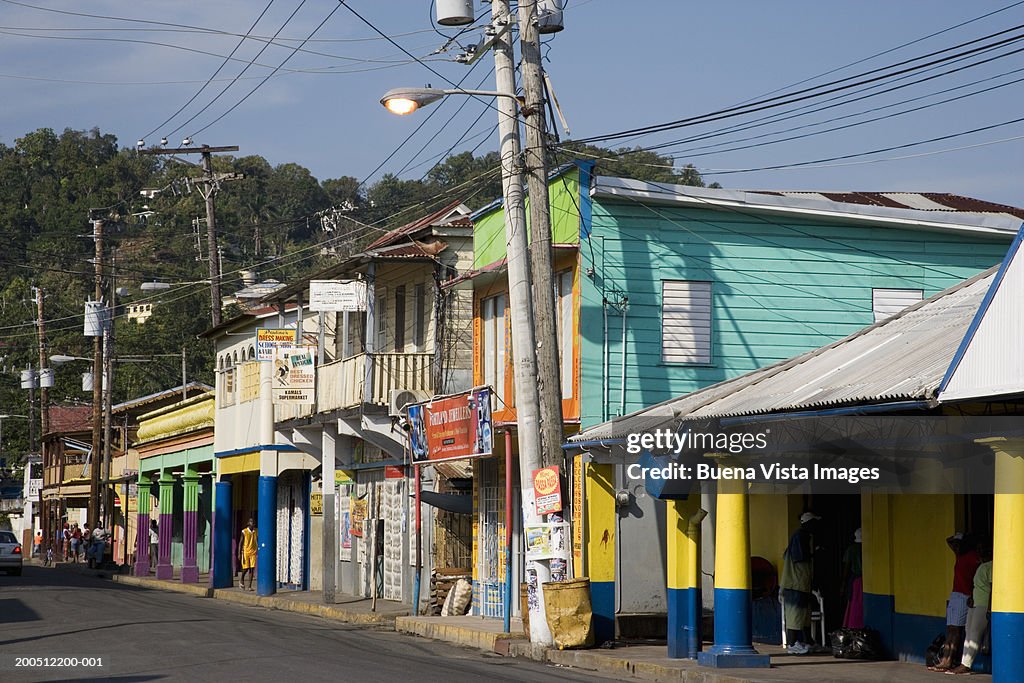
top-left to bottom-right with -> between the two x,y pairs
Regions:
139,145 -> 242,327
33,287 -> 49,438
518,0 -> 565,472
88,215 -> 104,529
101,249 -> 116,533
490,0 -> 553,646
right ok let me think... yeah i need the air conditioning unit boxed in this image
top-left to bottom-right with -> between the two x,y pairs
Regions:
389,388 -> 431,417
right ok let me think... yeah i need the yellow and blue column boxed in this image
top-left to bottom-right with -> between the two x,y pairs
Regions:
585,463 -> 616,643
667,497 -> 704,659
860,492 -> 895,657
981,438 -> 1024,680
697,475 -> 769,668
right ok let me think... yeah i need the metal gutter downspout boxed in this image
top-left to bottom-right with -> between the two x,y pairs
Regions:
603,297 -> 609,422
619,297 -> 628,416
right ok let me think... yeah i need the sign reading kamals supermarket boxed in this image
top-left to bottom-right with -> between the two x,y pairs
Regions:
408,387 -> 493,464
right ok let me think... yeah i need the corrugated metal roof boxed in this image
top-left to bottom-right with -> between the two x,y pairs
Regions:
365,199 -> 470,251
573,267 -> 995,441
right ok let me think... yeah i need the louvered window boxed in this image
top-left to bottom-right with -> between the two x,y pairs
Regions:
872,288 -> 922,322
661,280 -> 712,363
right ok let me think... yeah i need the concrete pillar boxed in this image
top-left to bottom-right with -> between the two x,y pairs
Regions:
181,466 -> 200,583
322,426 -> 337,603
979,438 -> 1024,680
667,496 -> 704,659
697,474 -> 769,669
156,470 -> 175,580
584,462 -> 616,644
212,479 -> 233,588
257,474 -> 277,596
133,474 -> 152,576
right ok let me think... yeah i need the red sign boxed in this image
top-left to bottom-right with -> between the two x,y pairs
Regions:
408,387 -> 493,463
384,465 -> 405,479
533,466 -> 563,515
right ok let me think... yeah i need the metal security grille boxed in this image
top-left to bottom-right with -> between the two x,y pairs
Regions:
477,459 -> 505,619
275,471 -> 304,587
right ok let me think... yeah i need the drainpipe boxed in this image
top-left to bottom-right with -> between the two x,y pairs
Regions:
619,297 -> 628,416
504,428 -> 513,634
602,298 -> 608,423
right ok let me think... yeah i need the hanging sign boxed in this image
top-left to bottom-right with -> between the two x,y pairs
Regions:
350,497 -> 367,538
257,328 -> 296,361
310,492 -> 323,516
335,469 -> 354,485
309,280 -> 367,312
272,345 -> 316,404
533,465 -> 563,515
408,387 -> 493,464
384,465 -> 405,480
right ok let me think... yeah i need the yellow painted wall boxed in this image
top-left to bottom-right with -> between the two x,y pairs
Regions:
891,494 -> 957,618
584,463 -> 615,583
749,494 -> 799,578
861,492 -> 894,597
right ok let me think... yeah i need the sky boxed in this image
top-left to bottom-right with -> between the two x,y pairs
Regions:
1,0 -> 1023,207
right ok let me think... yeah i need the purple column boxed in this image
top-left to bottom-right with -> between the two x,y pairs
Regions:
181,468 -> 200,583
156,473 -> 174,580
133,476 -> 152,576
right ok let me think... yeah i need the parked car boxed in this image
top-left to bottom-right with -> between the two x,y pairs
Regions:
0,530 -> 23,576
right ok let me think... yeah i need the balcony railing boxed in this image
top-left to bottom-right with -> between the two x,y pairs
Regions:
317,352 -> 433,412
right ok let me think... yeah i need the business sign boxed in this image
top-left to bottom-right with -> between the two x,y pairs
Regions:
572,455 -> 584,571
408,387 -> 493,464
310,492 -> 323,516
384,465 -> 405,480
257,328 -> 296,361
335,469 -> 354,486
272,345 -> 316,404
309,280 -> 367,312
533,466 -> 562,515
27,479 -> 42,498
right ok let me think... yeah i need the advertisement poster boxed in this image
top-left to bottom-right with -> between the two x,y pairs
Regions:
532,465 -> 562,515
340,512 -> 352,551
351,497 -> 367,538
272,345 -> 316,404
525,522 -> 570,561
310,492 -> 323,516
572,455 -> 584,571
256,328 -> 295,361
408,387 -> 493,463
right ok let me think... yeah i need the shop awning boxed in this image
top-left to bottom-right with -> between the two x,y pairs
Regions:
419,491 -> 472,515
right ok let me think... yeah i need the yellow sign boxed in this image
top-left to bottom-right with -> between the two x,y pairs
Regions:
335,469 -> 354,485
127,496 -> 138,513
310,492 -> 323,516
572,455 -> 584,571
256,328 -> 296,361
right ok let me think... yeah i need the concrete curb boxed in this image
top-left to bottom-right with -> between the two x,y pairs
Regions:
395,616 -> 526,652
111,573 -> 212,598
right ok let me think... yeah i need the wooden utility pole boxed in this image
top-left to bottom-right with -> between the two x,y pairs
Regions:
88,216 -> 104,529
33,287 -> 49,438
139,145 -> 242,326
518,0 -> 565,471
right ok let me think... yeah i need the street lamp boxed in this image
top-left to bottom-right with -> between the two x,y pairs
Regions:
379,87 -> 523,115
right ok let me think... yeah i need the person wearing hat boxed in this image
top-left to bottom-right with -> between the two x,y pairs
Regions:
781,511 -> 822,654
931,532 -> 980,671
841,528 -> 864,629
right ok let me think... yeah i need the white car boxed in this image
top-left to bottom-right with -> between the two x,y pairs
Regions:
0,530 -> 23,576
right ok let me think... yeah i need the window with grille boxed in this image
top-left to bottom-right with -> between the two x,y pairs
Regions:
480,293 -> 507,404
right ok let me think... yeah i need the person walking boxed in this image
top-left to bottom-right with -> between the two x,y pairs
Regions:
33,531 -> 42,558
948,541 -> 993,675
88,524 -> 106,569
148,520 -> 159,572
70,524 -> 82,563
61,523 -> 70,561
841,528 -> 864,629
239,518 -> 257,591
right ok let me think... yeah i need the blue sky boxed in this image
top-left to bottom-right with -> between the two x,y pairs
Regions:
1,0 -> 1022,206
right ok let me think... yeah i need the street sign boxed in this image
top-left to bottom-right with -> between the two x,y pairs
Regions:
309,280 -> 367,312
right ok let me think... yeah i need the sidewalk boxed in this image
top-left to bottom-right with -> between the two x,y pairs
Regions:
395,616 -> 992,683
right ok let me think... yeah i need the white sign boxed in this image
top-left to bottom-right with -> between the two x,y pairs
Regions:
309,280 -> 367,312
256,328 -> 296,361
273,345 -> 316,403
27,479 -> 42,498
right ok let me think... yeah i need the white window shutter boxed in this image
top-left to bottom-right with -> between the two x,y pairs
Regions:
872,288 -> 923,322
662,281 -> 712,363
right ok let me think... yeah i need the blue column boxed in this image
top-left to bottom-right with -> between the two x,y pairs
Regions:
212,480 -> 233,588
697,477 -> 769,669
257,475 -> 277,596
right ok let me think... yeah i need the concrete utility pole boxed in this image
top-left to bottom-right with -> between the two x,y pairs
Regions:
88,216 -> 104,529
518,0 -> 565,472
33,287 -> 49,438
139,145 -> 241,327
491,0 -> 553,646
101,250 -> 116,532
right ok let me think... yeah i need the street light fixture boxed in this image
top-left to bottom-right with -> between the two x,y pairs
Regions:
380,87 -> 523,115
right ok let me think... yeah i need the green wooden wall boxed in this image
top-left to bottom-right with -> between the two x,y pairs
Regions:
578,198 -> 1013,427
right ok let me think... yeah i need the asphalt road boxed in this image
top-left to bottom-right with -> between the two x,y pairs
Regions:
0,565 -> 614,683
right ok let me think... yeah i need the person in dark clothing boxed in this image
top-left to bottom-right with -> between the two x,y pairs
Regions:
781,512 -> 822,654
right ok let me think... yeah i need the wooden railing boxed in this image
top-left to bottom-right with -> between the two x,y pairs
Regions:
317,352 -> 433,411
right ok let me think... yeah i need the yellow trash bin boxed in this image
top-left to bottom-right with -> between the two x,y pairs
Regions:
542,577 -> 595,649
